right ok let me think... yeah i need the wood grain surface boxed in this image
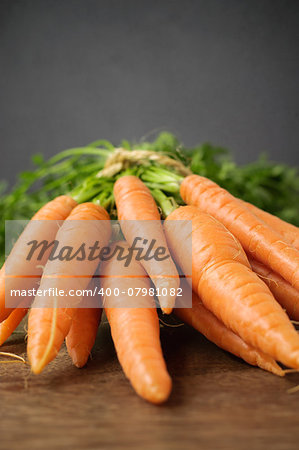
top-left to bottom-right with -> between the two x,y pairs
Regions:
0,320 -> 298,450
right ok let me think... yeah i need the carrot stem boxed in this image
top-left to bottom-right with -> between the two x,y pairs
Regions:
151,189 -> 178,218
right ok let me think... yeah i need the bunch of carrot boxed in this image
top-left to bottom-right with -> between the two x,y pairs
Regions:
1,151 -> 299,405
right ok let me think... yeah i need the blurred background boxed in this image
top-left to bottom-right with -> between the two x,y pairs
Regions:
1,0 -> 298,184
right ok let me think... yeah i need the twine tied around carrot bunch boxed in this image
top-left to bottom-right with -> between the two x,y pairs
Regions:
96,148 -> 192,178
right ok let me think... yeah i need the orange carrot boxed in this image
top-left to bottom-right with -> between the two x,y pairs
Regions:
175,286 -> 284,376
0,307 -> 28,346
165,205 -> 299,369
248,257 -> 299,321
28,203 -> 111,374
242,201 -> 299,250
180,175 -> 299,291
238,201 -> 299,320
102,241 -> 172,404
66,305 -> 102,368
0,195 -> 77,323
114,175 -> 179,314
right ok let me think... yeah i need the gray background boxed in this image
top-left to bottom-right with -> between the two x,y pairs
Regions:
1,0 -> 298,184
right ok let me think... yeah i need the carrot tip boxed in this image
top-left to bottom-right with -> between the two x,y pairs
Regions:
29,351 -> 53,374
71,356 -> 88,369
144,381 -> 172,405
67,345 -> 90,368
72,360 -> 85,369
30,363 -> 44,375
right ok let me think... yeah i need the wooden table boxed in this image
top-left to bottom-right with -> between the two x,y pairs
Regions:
1,321 -> 298,450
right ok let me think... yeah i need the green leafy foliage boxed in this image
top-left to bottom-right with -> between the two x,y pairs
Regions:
189,144 -> 299,225
0,132 -> 298,265
135,134 -> 299,224
0,145 -> 111,263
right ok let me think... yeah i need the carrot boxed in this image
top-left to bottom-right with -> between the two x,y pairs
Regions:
102,241 -> 172,404
66,307 -> 102,368
180,175 -> 299,291
0,307 -> 28,346
164,205 -> 299,369
237,201 -> 299,320
175,285 -> 284,376
242,200 -> 299,250
27,203 -> 111,374
113,175 -> 179,314
248,257 -> 299,321
0,195 -> 77,323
